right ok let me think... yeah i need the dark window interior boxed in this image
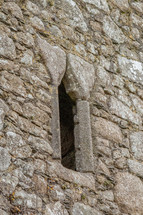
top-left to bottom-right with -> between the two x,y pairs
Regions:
58,82 -> 75,170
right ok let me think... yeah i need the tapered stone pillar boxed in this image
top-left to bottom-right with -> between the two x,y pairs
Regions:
74,100 -> 94,172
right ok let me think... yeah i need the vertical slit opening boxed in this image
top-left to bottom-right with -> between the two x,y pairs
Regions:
58,82 -> 75,170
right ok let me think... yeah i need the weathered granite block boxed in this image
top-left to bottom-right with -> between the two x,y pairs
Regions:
92,117 -> 122,143
109,96 -> 141,125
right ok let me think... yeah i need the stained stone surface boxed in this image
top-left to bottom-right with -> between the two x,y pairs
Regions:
109,96 -> 141,125
0,147 -> 11,171
92,117 -> 122,143
114,172 -> 143,214
111,0 -> 129,11
6,131 -> 32,158
55,0 -> 88,32
0,31 -> 16,60
130,132 -> 143,161
82,0 -> 109,13
0,209 -> 8,215
128,159 -> 143,178
2,2 -> 23,20
118,55 -> 143,85
14,189 -> 42,209
71,202 -> 103,215
45,201 -> 69,215
103,17 -> 126,43
63,53 -> 95,100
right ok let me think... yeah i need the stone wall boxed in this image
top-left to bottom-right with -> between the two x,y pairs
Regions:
0,0 -> 143,214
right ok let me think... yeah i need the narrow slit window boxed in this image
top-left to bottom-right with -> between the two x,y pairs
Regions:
58,82 -> 75,170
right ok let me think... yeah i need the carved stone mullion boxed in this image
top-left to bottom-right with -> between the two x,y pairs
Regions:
75,100 -> 94,173
51,85 -> 61,159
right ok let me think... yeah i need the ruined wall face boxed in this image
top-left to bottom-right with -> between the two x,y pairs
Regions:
0,0 -> 143,214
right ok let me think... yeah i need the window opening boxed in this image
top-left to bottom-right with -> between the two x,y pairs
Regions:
58,82 -> 75,170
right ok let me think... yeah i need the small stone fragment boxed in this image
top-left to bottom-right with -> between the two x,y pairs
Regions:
0,147 -> 11,171
2,2 -> 23,20
130,132 -> 143,161
45,201 -> 69,215
0,31 -> 16,60
103,17 -> 126,43
71,202 -> 102,215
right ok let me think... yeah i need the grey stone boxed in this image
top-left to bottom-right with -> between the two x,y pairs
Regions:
0,59 -> 15,71
117,89 -> 132,107
45,201 -> 69,215
30,16 -> 45,31
0,173 -> 18,195
22,102 -> 50,127
114,172 -> 143,214
55,0 -> 88,32
26,1 -> 40,15
39,0 -> 47,8
63,54 -> 95,100
118,55 -> 143,86
95,66 -> 111,87
130,13 -> 143,30
0,108 -> 5,131
16,32 -> 34,48
109,96 -> 141,125
13,168 -> 33,190
131,2 -> 143,14
28,135 -> 53,154
34,159 -> 46,174
83,0 -> 109,13
103,17 -> 126,43
75,100 -> 94,172
99,190 -> 114,201
36,35 -> 66,86
130,94 -> 143,116
112,75 -> 124,89
48,161 -> 95,191
131,28 -> 140,40
2,2 -> 23,20
0,147 -> 11,171
20,50 -> 33,66
119,45 -> 139,61
111,0 -> 129,11
14,189 -> 42,209
128,159 -> 143,178
74,44 -> 87,57
50,185 -> 65,201
17,115 -> 47,138
92,117 -> 122,143
0,99 -> 9,131
6,131 -> 32,158
71,202 -> 102,215
33,175 -> 47,195
0,31 -> 16,60
98,159 -> 111,176
0,71 -> 26,97
130,132 -> 143,161
0,209 -> 8,215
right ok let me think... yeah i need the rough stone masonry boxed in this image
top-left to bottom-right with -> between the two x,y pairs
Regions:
0,0 -> 143,214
